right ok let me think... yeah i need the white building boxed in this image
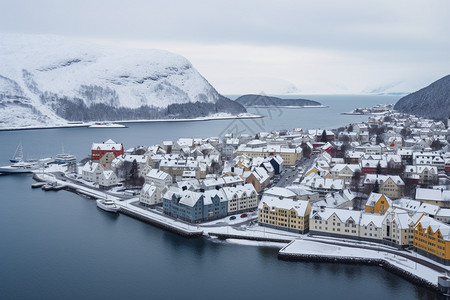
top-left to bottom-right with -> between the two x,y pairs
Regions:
145,169 -> 173,189
82,161 -> 104,183
140,184 -> 162,206
99,170 -> 118,189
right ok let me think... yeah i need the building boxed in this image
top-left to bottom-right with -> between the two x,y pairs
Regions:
258,195 -> 311,234
365,193 -> 392,214
330,164 -> 361,185
381,210 -> 415,247
223,184 -> 258,214
145,169 -> 173,189
415,188 -> 450,208
245,167 -> 270,193
99,170 -> 118,189
90,139 -> 124,161
310,208 -> 362,239
236,144 -> 302,166
363,174 -> 405,199
162,187 -> 228,223
140,184 -> 162,206
414,215 -> 450,265
81,161 -> 103,183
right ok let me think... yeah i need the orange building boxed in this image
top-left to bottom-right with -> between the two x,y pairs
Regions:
365,193 -> 391,214
414,215 -> 450,265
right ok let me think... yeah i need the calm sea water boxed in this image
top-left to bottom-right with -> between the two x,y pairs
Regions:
0,95 -> 439,299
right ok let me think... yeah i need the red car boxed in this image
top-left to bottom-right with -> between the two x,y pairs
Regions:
240,213 -> 248,218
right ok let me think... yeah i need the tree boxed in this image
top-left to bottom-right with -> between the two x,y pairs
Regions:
376,161 -> 382,175
373,180 -> 380,193
400,127 -> 410,138
431,139 -> 443,151
301,142 -> 312,158
347,124 -> 353,132
337,143 -> 349,159
350,170 -> 361,193
129,159 -> 139,179
320,130 -> 327,143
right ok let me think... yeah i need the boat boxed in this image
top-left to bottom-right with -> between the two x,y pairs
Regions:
96,198 -> 119,213
88,122 -> 127,128
10,143 -> 24,163
54,153 -> 77,165
0,161 -> 39,174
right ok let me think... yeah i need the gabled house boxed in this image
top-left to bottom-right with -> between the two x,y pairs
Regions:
99,170 -> 118,189
365,193 -> 392,214
140,183 -> 162,206
82,161 -> 104,183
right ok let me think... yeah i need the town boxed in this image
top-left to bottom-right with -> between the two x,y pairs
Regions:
33,107 -> 450,293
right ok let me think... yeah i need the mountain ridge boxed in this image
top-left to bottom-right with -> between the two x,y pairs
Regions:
235,94 -> 322,107
0,34 -> 246,127
393,75 -> 450,121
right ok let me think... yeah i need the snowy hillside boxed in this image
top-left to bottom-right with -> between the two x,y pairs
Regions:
0,34 -> 245,128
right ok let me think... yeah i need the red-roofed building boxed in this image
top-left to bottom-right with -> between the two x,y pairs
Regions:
90,139 -> 124,161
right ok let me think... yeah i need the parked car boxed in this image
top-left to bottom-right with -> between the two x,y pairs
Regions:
229,216 -> 236,220
240,213 -> 248,218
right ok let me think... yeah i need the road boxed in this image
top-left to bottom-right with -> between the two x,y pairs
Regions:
275,155 -> 316,187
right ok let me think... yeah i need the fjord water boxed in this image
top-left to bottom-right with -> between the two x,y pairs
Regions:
0,95 -> 438,299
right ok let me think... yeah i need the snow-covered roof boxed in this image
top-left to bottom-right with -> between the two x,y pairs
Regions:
417,215 -> 450,240
366,192 -> 392,208
102,170 -> 115,180
417,203 -> 440,216
364,174 -> 404,186
250,167 -> 270,184
82,161 -> 101,173
416,188 -> 450,202
146,169 -> 171,180
312,208 -> 361,224
141,183 -> 158,196
264,187 -> 296,199
92,140 -> 123,151
259,195 -> 310,216
393,198 -> 421,212
360,213 -> 384,228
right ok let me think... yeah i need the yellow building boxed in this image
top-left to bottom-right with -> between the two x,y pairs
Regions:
304,166 -> 331,178
414,215 -> 450,265
236,145 -> 302,166
365,193 -> 392,214
258,195 -> 311,234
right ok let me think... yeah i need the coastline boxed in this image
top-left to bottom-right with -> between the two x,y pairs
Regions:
244,105 -> 329,109
30,167 -> 449,296
0,113 -> 263,132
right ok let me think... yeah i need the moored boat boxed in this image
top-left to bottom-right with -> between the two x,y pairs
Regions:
96,198 -> 119,213
0,161 -> 39,174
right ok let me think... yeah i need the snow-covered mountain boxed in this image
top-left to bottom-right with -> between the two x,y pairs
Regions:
0,34 -> 245,128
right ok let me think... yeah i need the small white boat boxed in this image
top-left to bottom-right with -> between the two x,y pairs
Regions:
0,161 -> 39,174
96,198 -> 119,213
89,122 -> 127,128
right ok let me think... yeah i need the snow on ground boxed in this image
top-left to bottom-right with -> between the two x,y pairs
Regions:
0,113 -> 262,131
280,239 -> 449,286
217,238 -> 287,248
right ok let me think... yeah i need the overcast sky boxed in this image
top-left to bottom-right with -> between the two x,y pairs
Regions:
1,0 -> 449,94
